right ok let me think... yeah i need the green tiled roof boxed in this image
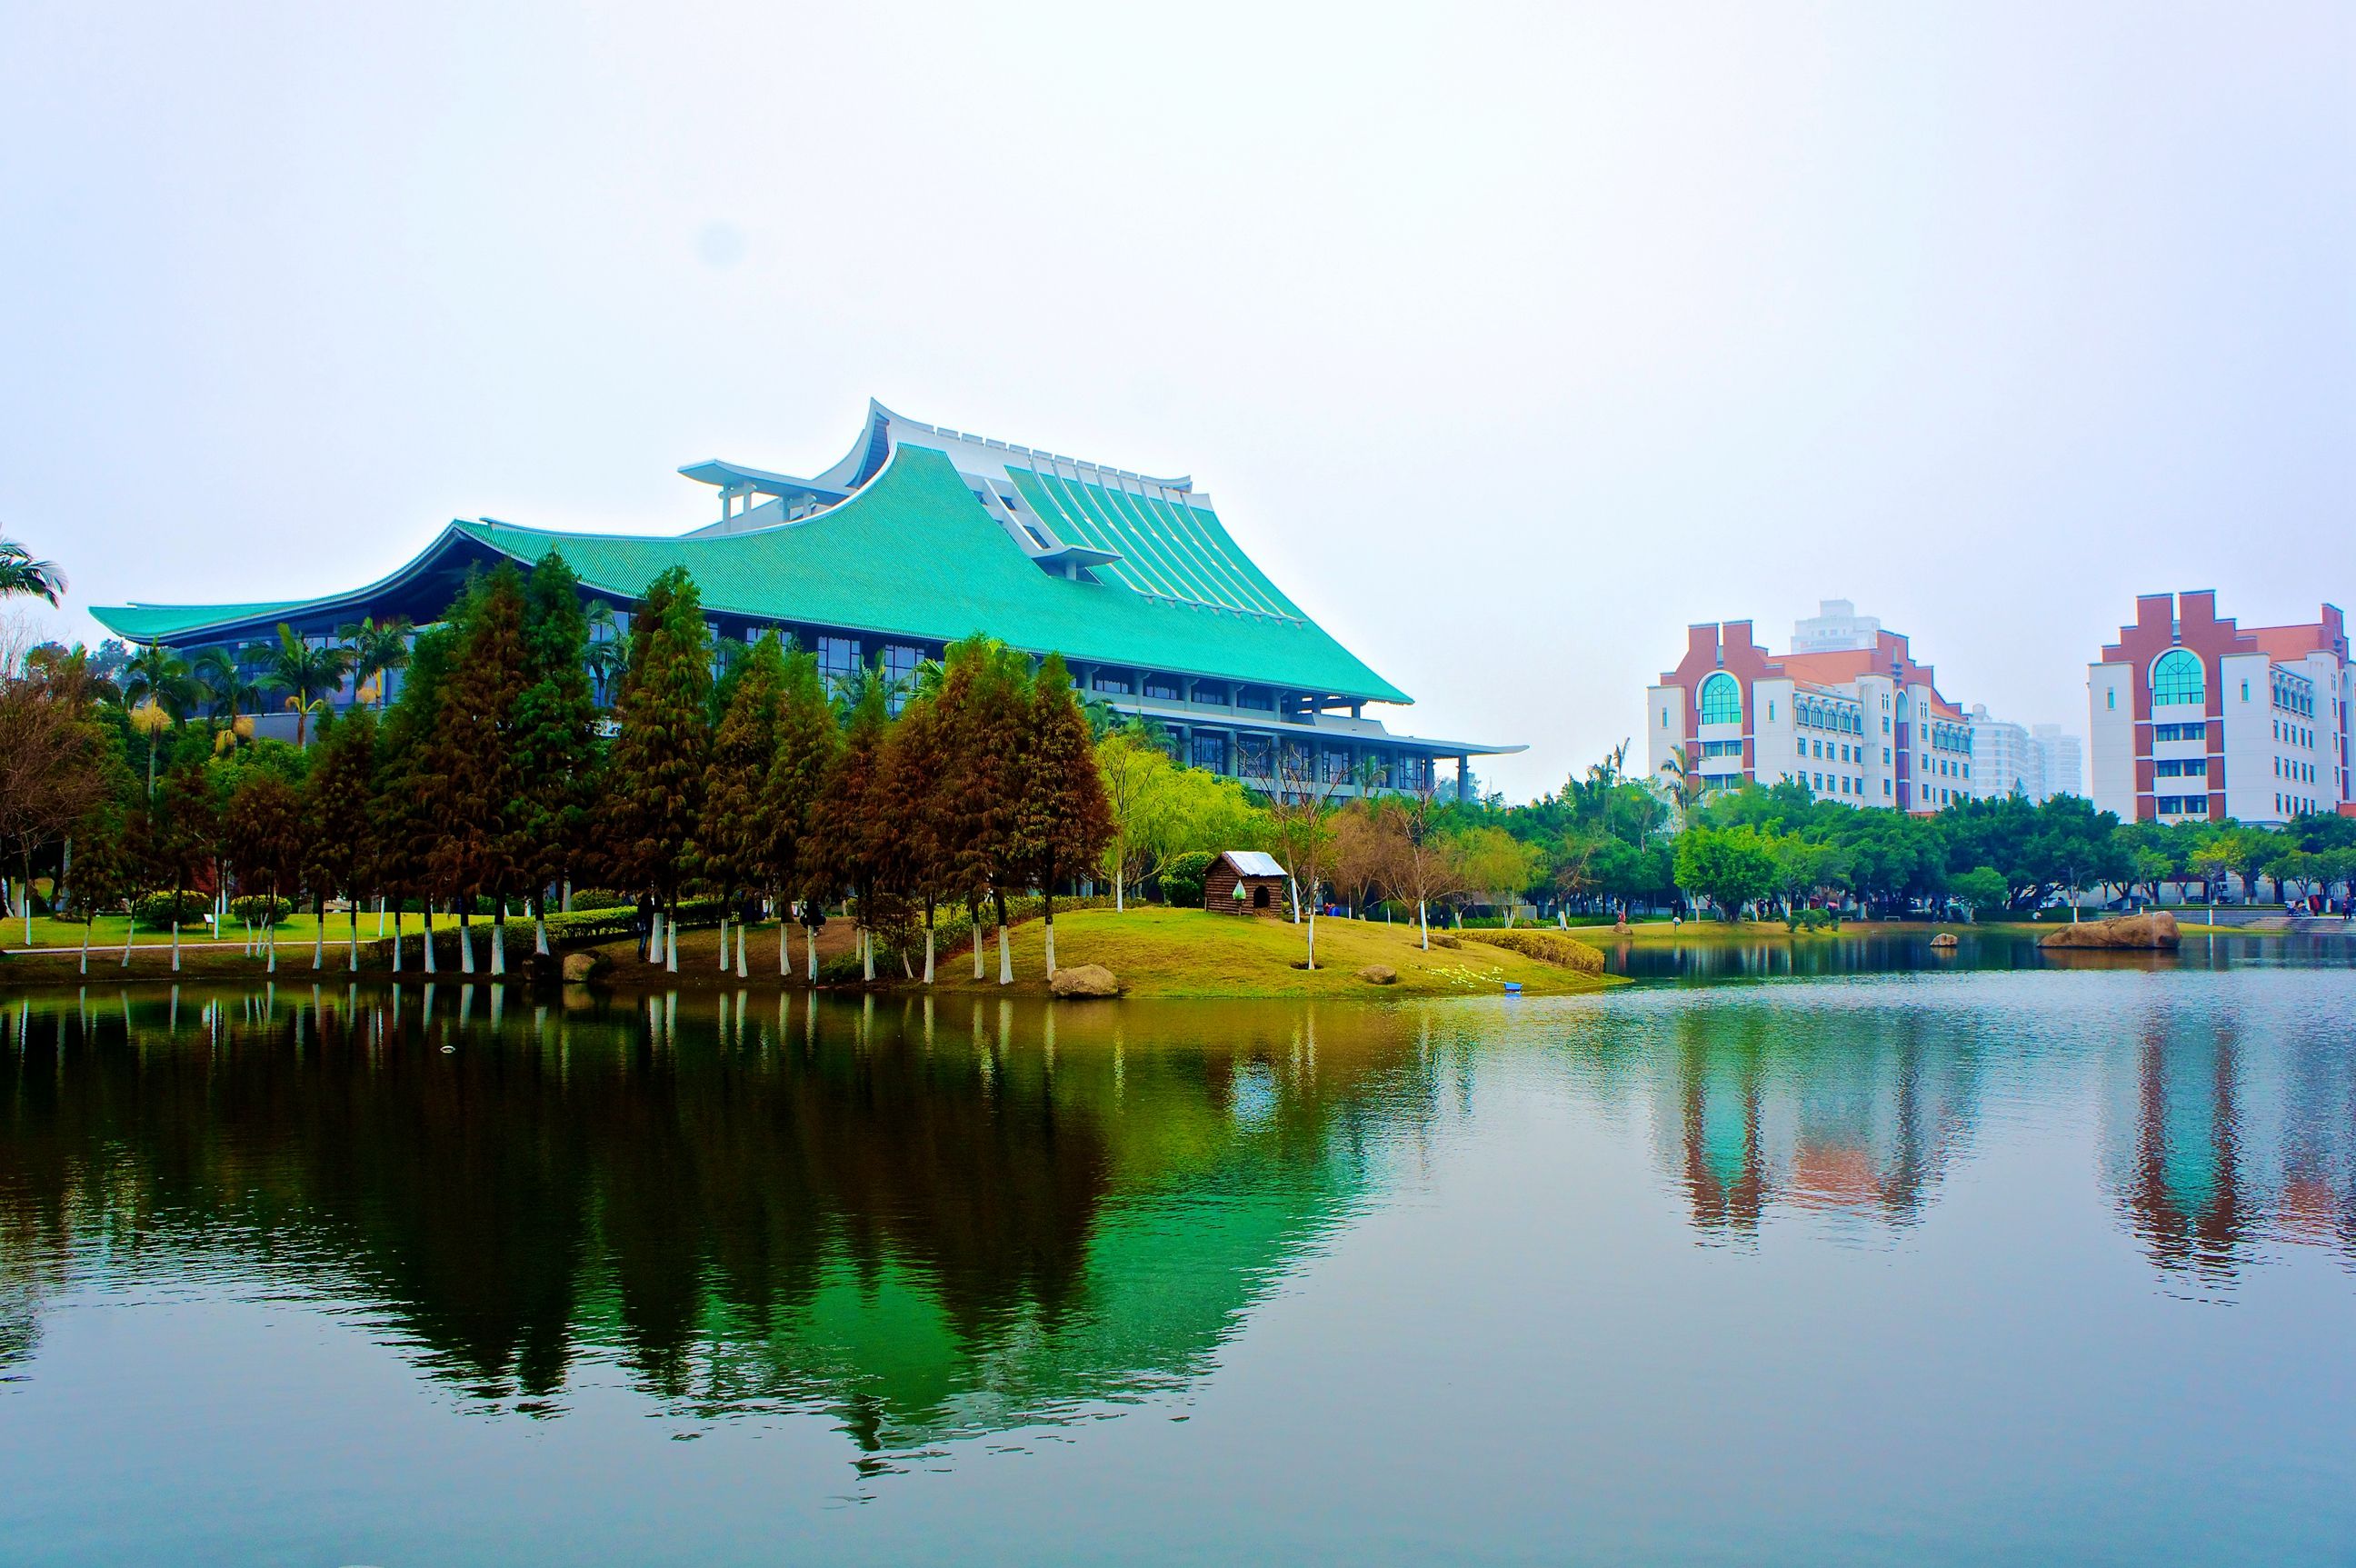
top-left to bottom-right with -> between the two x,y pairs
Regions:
90,598 -> 321,643
95,444 -> 1410,704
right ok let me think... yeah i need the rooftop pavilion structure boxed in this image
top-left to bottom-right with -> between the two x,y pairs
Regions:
95,400 -> 1519,796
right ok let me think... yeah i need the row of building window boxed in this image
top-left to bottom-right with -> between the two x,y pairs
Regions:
2154,757 -> 2208,778
2153,722 -> 2207,743
2273,719 -> 2316,749
2271,675 -> 2315,717
2278,756 -> 2317,784
2156,795 -> 2211,815
2277,794 -> 2318,817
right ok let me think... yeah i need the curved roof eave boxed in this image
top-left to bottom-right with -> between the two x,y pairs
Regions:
90,523 -> 494,644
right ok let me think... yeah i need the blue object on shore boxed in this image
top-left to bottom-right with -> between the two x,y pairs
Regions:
1503,981 -> 1522,995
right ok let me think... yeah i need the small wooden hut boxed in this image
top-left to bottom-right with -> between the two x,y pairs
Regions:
1203,851 -> 1291,917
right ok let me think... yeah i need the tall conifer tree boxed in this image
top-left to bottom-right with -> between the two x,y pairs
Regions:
604,566 -> 711,970
807,669 -> 892,982
760,643 -> 836,979
515,550 -> 599,950
702,631 -> 784,978
302,704 -> 377,970
425,565 -> 532,974
375,623 -> 453,972
1011,653 -> 1113,978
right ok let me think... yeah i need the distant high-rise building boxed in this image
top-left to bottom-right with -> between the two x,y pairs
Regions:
2031,725 -> 2083,801
1791,599 -> 1883,654
1970,708 -> 2084,803
1969,706 -> 2035,799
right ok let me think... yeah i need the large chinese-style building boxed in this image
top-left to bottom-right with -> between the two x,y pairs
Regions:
94,401 -> 1517,794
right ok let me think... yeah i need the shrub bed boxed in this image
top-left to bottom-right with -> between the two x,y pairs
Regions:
1466,928 -> 1605,973
131,891 -> 211,925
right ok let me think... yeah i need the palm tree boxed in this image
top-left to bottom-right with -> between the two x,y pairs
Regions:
255,623 -> 353,748
1658,744 -> 1702,814
122,643 -> 199,794
584,600 -> 624,708
193,647 -> 264,728
339,614 -> 413,707
0,534 -> 65,604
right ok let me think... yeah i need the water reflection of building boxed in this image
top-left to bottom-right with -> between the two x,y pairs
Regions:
1642,1005 -> 1981,1240
0,989 -> 1424,1460
2101,1008 -> 2356,1283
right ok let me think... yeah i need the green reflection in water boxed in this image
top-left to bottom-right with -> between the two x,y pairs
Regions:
0,985 -> 1438,1458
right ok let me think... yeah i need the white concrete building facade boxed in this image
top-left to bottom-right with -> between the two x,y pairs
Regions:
2087,592 -> 2351,826
1649,619 -> 1978,814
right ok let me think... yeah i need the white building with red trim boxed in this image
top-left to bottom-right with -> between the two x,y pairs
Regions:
1646,617 -> 1979,814
2087,592 -> 2351,826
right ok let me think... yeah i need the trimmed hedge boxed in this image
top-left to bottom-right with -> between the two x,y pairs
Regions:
132,891 -> 210,925
1465,928 -> 1606,974
229,894 -> 294,926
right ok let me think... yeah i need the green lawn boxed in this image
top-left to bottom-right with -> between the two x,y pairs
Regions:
2,912 -> 396,951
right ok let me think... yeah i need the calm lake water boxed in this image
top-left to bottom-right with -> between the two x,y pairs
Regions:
3,948 -> 2353,1564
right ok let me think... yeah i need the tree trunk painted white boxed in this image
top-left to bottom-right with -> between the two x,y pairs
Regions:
806,924 -> 818,983
664,914 -> 677,972
534,915 -> 548,956
647,911 -> 663,964
997,924 -> 1012,985
171,920 -> 181,972
122,917 -> 135,967
734,921 -> 747,978
923,926 -> 934,984
780,917 -> 791,976
562,876 -> 572,914
458,914 -> 474,974
79,919 -> 89,974
423,909 -> 436,974
1418,898 -> 1429,951
1043,917 -> 1057,979
1305,908 -> 1316,970
377,895 -> 386,937
862,927 -> 874,983
348,907 -> 359,972
973,920 -> 985,980
1288,878 -> 1300,923
1114,864 -> 1124,914
393,908 -> 404,972
491,917 -> 505,976
717,915 -> 729,971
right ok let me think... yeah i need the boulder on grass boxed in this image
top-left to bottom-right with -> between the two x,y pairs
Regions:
561,951 -> 603,982
1050,964 -> 1120,998
1357,964 -> 1397,985
2039,911 -> 2180,950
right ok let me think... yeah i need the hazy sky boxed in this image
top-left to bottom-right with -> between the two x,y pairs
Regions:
5,2 -> 2351,797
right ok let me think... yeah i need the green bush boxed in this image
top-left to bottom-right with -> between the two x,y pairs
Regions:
132,891 -> 210,926
228,894 -> 293,926
1162,851 -> 1218,908
565,889 -> 628,912
1467,927 -> 1606,973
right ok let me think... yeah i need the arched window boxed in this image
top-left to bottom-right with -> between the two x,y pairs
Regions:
1698,672 -> 1742,726
2151,648 -> 2204,707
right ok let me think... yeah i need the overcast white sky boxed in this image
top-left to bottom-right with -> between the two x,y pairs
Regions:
5,1 -> 2351,797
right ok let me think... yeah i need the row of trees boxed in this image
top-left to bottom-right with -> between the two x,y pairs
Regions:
1431,743 -> 2356,924
0,553 -> 1143,982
